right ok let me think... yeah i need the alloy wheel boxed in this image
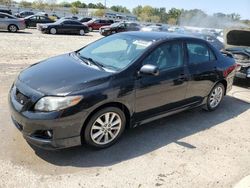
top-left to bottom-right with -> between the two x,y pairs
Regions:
90,112 -> 122,145
209,85 -> 223,108
9,25 -> 17,32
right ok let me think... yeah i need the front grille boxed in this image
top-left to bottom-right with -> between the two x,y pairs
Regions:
15,89 -> 29,105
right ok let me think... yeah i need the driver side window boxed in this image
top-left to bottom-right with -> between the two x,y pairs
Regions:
143,42 -> 184,71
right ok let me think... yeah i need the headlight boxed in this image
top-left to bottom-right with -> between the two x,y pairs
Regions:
34,96 -> 83,112
42,25 -> 48,28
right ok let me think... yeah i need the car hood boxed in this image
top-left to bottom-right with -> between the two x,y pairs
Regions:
224,28 -> 250,49
18,53 -> 112,96
100,25 -> 112,29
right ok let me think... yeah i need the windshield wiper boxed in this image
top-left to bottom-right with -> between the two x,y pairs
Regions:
76,52 -> 105,71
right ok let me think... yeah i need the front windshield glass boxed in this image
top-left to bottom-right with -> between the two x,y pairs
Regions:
77,34 -> 153,71
111,22 -> 122,27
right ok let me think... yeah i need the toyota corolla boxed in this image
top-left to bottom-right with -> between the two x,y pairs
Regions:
9,32 -> 236,150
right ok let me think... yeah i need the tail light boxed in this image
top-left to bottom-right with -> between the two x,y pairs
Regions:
223,64 -> 237,77
19,19 -> 25,25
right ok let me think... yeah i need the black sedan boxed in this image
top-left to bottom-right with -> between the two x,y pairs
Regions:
37,19 -> 89,35
24,15 -> 54,27
9,32 -> 236,150
99,22 -> 141,36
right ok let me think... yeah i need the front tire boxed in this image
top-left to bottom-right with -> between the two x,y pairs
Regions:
84,107 -> 126,148
50,28 -> 57,35
204,83 -> 225,111
79,29 -> 85,36
8,24 -> 18,32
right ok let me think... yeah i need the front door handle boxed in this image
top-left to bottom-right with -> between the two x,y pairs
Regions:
178,73 -> 186,81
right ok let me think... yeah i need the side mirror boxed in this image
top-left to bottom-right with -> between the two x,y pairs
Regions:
139,64 -> 159,76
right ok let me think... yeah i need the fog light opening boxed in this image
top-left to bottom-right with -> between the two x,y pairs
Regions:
33,130 -> 53,139
46,130 -> 53,138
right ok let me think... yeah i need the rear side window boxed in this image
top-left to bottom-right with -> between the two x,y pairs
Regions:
187,42 -> 216,64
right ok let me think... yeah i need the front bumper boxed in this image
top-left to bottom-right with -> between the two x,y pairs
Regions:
8,81 -> 85,150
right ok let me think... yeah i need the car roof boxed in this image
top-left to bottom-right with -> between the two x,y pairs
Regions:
120,31 -> 198,41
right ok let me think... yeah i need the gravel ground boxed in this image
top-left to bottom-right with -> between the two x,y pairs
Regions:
0,29 -> 250,188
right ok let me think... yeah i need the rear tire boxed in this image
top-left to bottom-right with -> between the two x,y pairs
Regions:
203,83 -> 225,111
50,28 -> 57,34
8,24 -> 18,32
83,107 -> 126,149
79,29 -> 85,36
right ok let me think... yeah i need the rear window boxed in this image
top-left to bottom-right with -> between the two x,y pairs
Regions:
227,30 -> 250,47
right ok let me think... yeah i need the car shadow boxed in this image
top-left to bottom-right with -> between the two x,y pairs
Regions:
0,30 -> 32,34
33,95 -> 249,167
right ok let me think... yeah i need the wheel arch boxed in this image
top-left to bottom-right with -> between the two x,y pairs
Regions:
80,102 -> 132,138
217,79 -> 227,95
8,24 -> 19,30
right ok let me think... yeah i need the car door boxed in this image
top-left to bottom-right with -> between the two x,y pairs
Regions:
185,39 -> 219,103
60,20 -> 73,33
71,21 -> 83,34
0,13 -> 7,29
38,16 -> 49,24
28,16 -> 38,27
135,41 -> 189,121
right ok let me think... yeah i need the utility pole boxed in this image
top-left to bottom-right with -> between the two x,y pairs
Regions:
104,0 -> 106,8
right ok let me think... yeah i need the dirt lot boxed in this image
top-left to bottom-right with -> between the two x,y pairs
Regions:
0,29 -> 250,188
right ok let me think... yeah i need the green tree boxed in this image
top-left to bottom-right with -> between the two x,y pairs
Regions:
46,0 -> 57,11
70,6 -> 79,15
94,9 -> 105,17
132,5 -> 143,17
0,0 -> 12,7
19,0 -> 32,8
88,3 -> 96,8
110,5 -> 130,13
96,2 -> 105,9
32,0 -> 46,10
71,0 -> 81,8
59,1 -> 71,7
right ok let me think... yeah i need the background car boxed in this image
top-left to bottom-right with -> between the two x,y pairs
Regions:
15,11 -> 34,18
0,12 -> 25,32
24,15 -> 54,27
37,19 -> 89,35
0,8 -> 12,15
224,28 -> 250,81
141,24 -> 169,32
78,17 -> 92,23
100,22 -> 141,36
84,19 -> 114,31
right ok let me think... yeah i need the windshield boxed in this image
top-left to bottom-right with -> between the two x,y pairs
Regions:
111,22 -> 122,27
77,34 -> 153,71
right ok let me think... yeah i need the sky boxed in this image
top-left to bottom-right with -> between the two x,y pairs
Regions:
73,0 -> 250,19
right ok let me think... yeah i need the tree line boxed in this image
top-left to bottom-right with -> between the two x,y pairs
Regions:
0,0 -> 248,27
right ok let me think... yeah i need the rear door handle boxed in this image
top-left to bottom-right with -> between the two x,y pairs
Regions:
178,73 -> 186,81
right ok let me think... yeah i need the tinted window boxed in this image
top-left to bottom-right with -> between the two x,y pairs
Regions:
39,16 -> 46,20
94,20 -> 100,23
69,21 -> 81,25
187,43 -> 209,64
0,14 -> 13,19
30,16 -> 38,20
143,42 -> 183,70
63,21 -> 69,24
